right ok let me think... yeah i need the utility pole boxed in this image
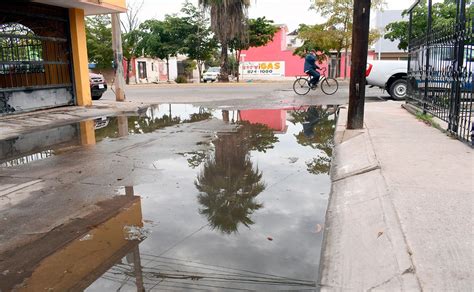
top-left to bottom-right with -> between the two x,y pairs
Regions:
347,0 -> 371,129
111,13 -> 126,102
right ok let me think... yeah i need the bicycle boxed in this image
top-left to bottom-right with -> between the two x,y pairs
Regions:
293,67 -> 339,96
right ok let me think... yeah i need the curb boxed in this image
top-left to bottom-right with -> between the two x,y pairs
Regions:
318,107 -> 421,290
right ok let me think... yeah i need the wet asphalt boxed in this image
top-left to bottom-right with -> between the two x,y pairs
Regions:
0,84 -> 392,291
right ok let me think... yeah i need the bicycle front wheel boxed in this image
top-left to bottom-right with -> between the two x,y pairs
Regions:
321,77 -> 339,95
293,78 -> 311,95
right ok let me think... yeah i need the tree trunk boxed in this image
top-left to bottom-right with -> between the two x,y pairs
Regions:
197,61 -> 203,83
126,58 -> 131,85
236,50 -> 241,83
222,110 -> 229,122
166,57 -> 170,82
219,42 -> 229,82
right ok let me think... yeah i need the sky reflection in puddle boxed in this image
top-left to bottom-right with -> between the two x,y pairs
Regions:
89,105 -> 337,291
0,104 -> 337,291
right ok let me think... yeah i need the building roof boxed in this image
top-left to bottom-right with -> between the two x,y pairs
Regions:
32,0 -> 127,15
288,29 -> 299,36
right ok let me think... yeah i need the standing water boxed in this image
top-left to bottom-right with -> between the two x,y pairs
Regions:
0,104 -> 337,291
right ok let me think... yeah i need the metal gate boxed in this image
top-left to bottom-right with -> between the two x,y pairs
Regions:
406,0 -> 473,145
0,3 -> 74,115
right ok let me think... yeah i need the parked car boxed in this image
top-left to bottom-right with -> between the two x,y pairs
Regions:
413,45 -> 473,94
366,60 -> 408,100
94,117 -> 109,130
202,67 -> 220,83
89,72 -> 107,100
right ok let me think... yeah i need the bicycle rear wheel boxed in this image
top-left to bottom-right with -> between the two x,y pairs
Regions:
321,77 -> 339,95
293,78 -> 311,95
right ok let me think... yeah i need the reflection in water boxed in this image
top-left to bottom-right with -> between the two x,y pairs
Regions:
1,104 -> 336,291
291,106 -> 337,175
98,253 -> 316,290
0,150 -> 54,167
195,120 -> 279,234
180,150 -> 209,169
195,124 -> 271,234
0,194 -> 145,291
0,125 -> 80,167
95,105 -> 213,141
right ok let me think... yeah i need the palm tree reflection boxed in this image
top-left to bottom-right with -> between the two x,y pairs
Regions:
195,122 -> 278,234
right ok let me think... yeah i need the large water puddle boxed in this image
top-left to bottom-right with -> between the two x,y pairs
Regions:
0,104 -> 338,291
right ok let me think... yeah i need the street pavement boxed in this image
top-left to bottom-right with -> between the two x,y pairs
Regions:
0,82 -> 390,140
320,101 -> 473,290
101,81 -> 390,107
2,82 -> 468,290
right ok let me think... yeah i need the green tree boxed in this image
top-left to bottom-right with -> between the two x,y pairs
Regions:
182,59 -> 198,78
139,16 -> 192,81
199,0 -> 250,82
304,0 -> 383,78
181,1 -> 219,82
385,0 -> 473,50
205,50 -> 222,68
294,23 -> 339,61
86,15 -> 113,69
230,17 -> 278,82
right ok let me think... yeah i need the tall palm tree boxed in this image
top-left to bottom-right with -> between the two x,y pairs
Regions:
199,0 -> 250,82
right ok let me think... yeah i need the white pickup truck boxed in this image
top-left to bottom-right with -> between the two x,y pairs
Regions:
366,60 -> 408,100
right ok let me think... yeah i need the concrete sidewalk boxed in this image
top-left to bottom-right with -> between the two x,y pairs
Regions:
319,101 -> 473,290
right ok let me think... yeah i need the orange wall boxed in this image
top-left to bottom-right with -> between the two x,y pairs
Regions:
101,0 -> 126,9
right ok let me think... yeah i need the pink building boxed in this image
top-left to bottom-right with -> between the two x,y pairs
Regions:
240,25 -> 376,79
240,109 -> 288,133
240,25 -> 312,78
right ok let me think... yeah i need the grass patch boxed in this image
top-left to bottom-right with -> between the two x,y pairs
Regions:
415,112 -> 445,132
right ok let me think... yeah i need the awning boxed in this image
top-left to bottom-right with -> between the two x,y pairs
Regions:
32,0 -> 127,15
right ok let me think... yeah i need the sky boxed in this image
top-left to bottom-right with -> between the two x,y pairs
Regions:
136,0 -> 417,31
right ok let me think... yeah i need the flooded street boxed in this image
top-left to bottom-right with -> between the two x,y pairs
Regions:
0,104 -> 337,291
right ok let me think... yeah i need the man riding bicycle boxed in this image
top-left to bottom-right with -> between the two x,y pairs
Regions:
304,49 -> 321,89
293,50 -> 338,96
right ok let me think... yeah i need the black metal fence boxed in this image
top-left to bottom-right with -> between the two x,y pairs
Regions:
407,0 -> 473,145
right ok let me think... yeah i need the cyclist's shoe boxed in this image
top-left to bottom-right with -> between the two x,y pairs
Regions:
310,83 -> 318,90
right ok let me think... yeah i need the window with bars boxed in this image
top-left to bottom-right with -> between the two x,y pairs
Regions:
0,23 -> 45,75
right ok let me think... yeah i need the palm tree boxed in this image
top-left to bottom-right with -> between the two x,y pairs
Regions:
199,0 -> 250,82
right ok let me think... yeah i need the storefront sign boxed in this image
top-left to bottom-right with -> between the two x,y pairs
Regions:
240,61 -> 285,77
